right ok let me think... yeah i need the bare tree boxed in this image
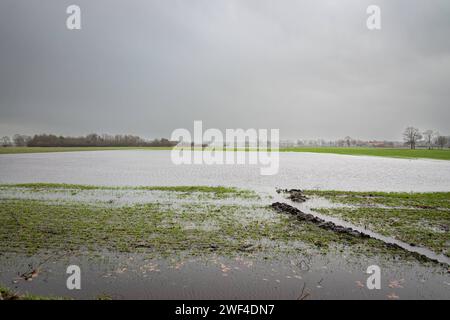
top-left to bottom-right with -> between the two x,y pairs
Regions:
436,135 -> 448,149
423,130 -> 435,150
12,134 -> 31,147
1,136 -> 12,147
344,136 -> 352,147
403,127 -> 422,149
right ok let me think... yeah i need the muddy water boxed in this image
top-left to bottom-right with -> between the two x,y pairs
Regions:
1,251 -> 449,300
0,187 -> 449,299
0,150 -> 450,191
0,150 -> 449,299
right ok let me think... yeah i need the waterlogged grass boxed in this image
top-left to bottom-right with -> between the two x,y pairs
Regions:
304,190 -> 450,209
0,198 -> 408,260
305,190 -> 450,257
281,147 -> 450,161
0,286 -> 64,300
0,199 -> 328,255
0,183 -> 258,199
0,146 -> 174,154
315,207 -> 450,257
0,285 -> 107,300
1,146 -> 450,161
0,185 -> 443,263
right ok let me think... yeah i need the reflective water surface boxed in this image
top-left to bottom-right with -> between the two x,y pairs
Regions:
1,251 -> 449,300
0,150 -> 450,192
0,150 -> 449,299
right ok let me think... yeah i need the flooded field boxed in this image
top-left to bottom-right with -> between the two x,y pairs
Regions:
0,151 -> 449,299
0,150 -> 450,191
2,251 -> 449,300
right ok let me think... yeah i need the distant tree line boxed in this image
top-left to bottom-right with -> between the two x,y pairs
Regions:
2,130 -> 449,149
290,128 -> 450,149
402,127 -> 449,150
293,138 -> 397,148
1,133 -> 177,148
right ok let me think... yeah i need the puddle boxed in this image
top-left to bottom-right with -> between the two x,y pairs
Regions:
0,187 -> 264,208
1,251 -> 448,300
0,186 -> 449,299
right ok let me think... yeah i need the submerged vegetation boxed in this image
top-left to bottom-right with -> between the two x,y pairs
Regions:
0,185 -> 422,262
0,185 -> 448,300
0,199 -> 375,257
0,183 -> 258,199
305,190 -> 450,257
0,185 -> 447,262
304,190 -> 450,209
0,286 -> 63,300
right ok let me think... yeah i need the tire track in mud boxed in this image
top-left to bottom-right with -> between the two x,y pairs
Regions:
270,189 -> 450,266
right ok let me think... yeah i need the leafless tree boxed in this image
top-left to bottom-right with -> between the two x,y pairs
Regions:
436,135 -> 448,149
344,136 -> 352,147
12,134 -> 31,147
423,130 -> 435,150
403,127 -> 422,149
336,139 -> 345,147
1,136 -> 12,147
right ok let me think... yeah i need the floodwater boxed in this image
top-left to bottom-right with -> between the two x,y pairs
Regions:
0,150 -> 449,300
276,194 -> 450,265
0,150 -> 450,191
1,251 -> 449,300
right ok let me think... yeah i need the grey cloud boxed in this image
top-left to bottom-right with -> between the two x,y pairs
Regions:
0,0 -> 449,140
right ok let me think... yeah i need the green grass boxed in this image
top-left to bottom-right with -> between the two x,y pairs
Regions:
0,286 -> 64,300
315,207 -> 450,257
0,197 -> 408,260
0,284 -> 109,300
304,190 -> 450,209
0,183 -> 258,199
305,190 -> 450,257
280,147 -> 450,161
0,199 -> 339,256
0,185 -> 446,263
1,146 -> 450,161
0,146 -> 174,154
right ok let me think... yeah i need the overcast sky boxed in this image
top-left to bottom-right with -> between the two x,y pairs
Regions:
0,0 -> 449,140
